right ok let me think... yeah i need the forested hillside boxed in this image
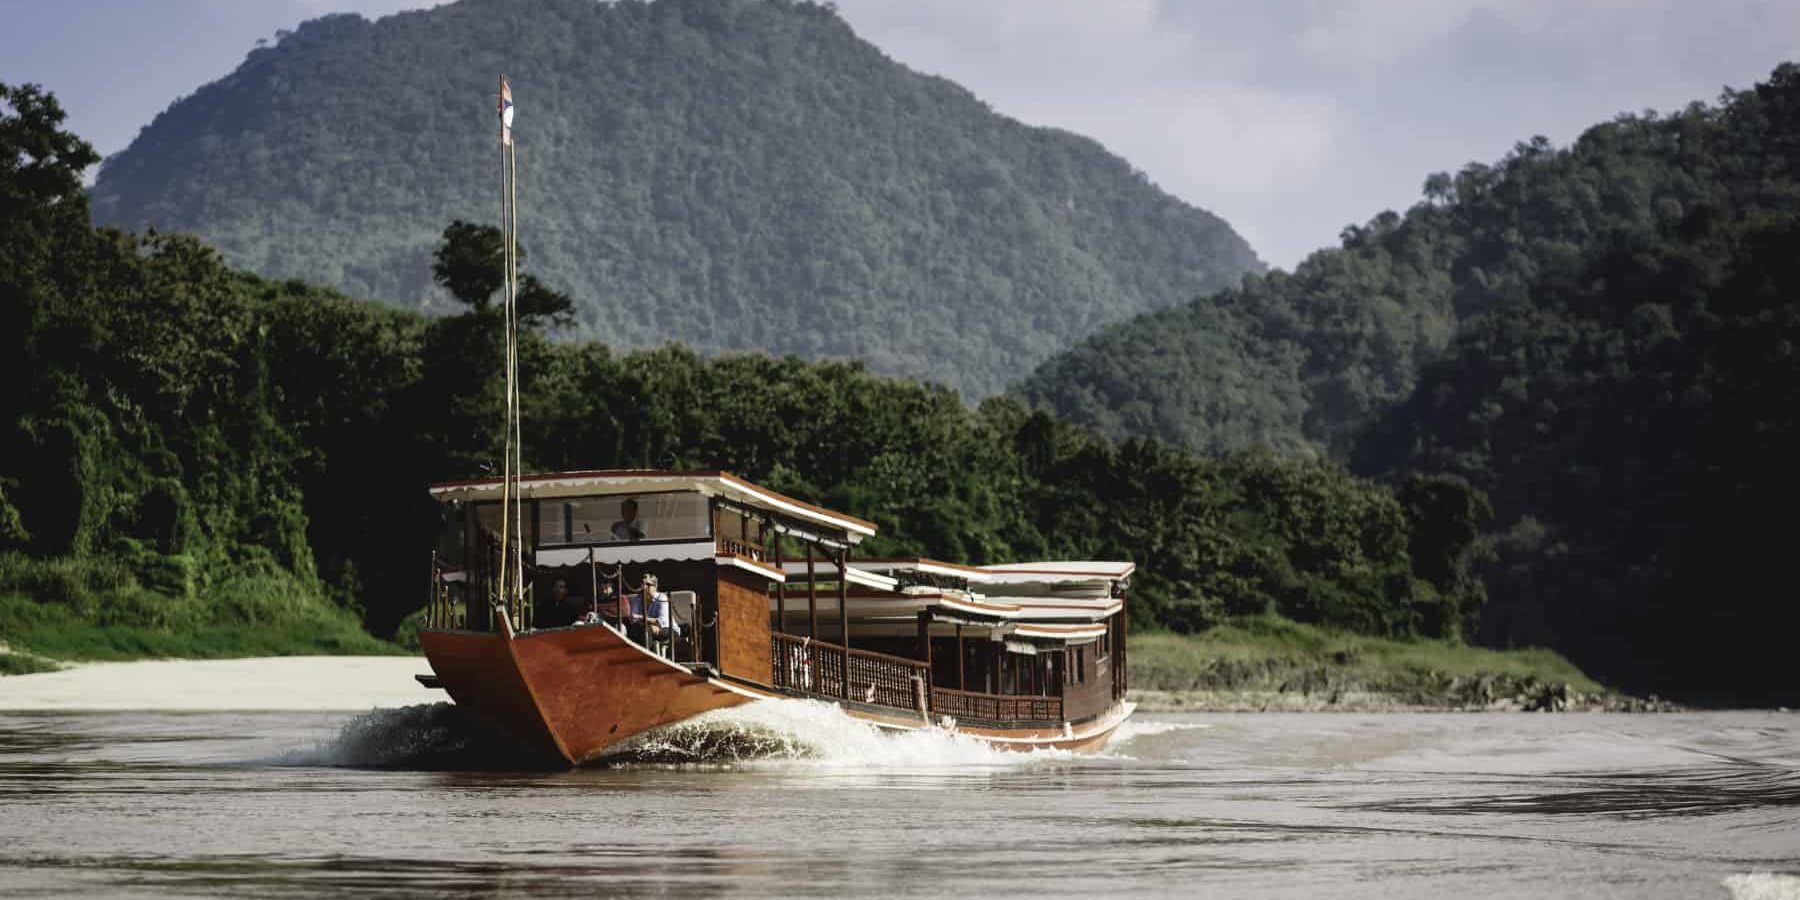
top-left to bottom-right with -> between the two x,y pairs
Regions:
1021,64 -> 1800,701
1018,66 -> 1800,458
5,82 -> 1478,662
87,0 -> 1259,398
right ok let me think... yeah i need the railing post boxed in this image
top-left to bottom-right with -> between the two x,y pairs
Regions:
1120,599 -> 1129,697
615,567 -> 625,630
806,542 -> 818,643
428,550 -> 439,630
956,624 -> 965,691
917,609 -> 932,677
837,549 -> 850,699
773,529 -> 786,635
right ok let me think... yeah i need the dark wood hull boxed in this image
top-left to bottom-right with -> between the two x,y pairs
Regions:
420,625 -> 1131,765
420,625 -> 757,765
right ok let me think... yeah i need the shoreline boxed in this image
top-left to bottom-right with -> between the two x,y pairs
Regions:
1128,688 -> 1685,714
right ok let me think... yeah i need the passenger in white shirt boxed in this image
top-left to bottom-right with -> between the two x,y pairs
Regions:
628,574 -> 679,644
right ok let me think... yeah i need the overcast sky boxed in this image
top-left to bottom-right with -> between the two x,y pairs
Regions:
5,0 -> 1797,267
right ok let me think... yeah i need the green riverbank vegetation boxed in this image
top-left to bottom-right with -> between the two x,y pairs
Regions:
1127,617 -> 1648,712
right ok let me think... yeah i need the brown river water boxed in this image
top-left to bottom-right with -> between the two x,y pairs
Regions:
0,703 -> 1796,898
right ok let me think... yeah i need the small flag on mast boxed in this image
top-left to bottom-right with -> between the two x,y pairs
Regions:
498,75 -> 514,145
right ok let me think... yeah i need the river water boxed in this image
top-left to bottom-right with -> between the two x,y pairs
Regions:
0,704 -> 1795,898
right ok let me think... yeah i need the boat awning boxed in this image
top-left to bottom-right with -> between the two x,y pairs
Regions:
427,469 -> 876,541
536,541 -> 715,567
979,561 -> 1136,580
847,558 -> 999,584
778,559 -> 898,591
1009,622 -> 1109,641
846,558 -> 1134,597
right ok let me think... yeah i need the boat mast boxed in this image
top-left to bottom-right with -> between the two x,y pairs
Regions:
496,74 -> 524,633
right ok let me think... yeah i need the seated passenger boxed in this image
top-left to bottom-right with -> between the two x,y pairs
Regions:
582,582 -> 620,624
537,577 -> 584,628
628,574 -> 680,646
551,577 -> 590,624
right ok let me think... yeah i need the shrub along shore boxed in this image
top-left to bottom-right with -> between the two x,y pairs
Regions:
1127,618 -> 1679,713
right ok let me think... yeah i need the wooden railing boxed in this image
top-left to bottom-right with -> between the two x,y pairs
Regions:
425,554 -> 468,630
717,537 -> 766,562
771,632 -> 843,697
930,686 -> 1063,725
769,633 -> 929,713
847,646 -> 928,710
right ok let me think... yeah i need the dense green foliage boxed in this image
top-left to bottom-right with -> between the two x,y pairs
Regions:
1130,615 -> 1603,703
1018,68 -> 1800,458
5,83 -> 1473,661
87,0 -> 1259,398
1023,64 -> 1800,702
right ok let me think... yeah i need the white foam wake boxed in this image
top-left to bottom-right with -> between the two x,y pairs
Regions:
606,699 -> 1071,768
1110,718 -> 1211,743
1726,873 -> 1800,900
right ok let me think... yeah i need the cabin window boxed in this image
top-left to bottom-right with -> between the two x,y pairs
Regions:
532,492 -> 711,546
1097,627 -> 1111,662
1074,646 -> 1086,684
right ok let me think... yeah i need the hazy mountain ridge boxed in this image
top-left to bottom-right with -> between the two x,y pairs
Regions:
89,0 -> 1259,397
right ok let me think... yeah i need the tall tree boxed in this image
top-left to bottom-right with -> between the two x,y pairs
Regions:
430,220 -> 575,327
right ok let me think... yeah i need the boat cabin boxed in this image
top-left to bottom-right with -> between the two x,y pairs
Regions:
421,469 -> 1129,735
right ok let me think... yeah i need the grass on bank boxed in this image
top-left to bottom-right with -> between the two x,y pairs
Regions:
0,553 -> 400,667
0,650 -> 61,675
1130,615 -> 1603,701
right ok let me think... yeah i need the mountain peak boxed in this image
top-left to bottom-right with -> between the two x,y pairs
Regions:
90,0 -> 1259,396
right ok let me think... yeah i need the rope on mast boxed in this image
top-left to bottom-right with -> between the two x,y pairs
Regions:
494,74 -> 526,630
509,138 -> 524,620
496,74 -> 512,617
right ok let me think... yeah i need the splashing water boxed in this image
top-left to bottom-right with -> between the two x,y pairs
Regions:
1109,717 -> 1211,743
1095,716 -> 1212,762
603,699 -> 1075,768
269,703 -> 490,769
1725,873 -> 1800,900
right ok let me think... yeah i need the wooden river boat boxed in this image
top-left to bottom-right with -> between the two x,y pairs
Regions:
414,469 -> 1135,765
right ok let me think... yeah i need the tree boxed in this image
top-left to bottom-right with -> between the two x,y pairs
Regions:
430,220 -> 575,328
430,220 -> 504,312
1,82 -> 99,225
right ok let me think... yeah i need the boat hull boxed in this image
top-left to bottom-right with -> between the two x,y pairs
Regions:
421,626 -> 1132,765
420,624 -> 757,765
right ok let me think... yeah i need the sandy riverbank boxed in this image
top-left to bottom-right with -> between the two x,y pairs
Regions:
0,657 -> 438,711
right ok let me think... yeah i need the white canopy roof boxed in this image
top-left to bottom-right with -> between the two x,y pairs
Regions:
428,469 -> 876,542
